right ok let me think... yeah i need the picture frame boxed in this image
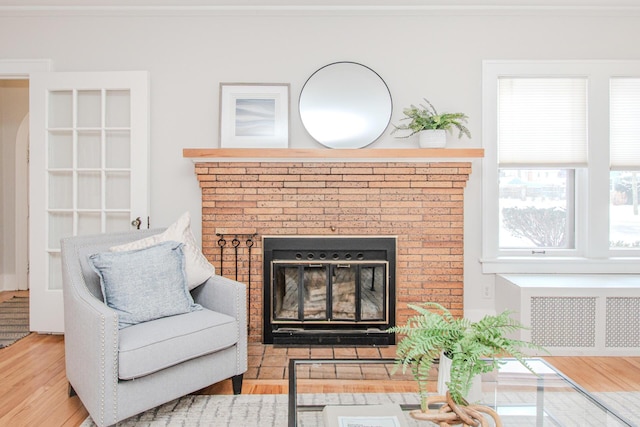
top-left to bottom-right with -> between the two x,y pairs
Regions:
219,83 -> 290,148
322,404 -> 407,427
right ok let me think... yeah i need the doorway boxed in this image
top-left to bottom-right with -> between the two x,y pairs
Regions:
0,59 -> 51,295
0,80 -> 29,292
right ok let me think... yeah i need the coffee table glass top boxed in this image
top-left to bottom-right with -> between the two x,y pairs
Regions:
288,358 -> 634,427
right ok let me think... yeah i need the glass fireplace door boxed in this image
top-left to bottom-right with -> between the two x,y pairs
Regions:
271,261 -> 387,324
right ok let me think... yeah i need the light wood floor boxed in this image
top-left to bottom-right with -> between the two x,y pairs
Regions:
1,290 -> 639,426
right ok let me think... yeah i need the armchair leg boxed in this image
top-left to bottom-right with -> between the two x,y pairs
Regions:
231,374 -> 243,395
68,383 -> 77,397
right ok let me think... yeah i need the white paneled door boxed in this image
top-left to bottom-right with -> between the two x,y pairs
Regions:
29,72 -> 149,333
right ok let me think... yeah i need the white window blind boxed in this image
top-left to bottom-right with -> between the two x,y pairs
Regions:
498,77 -> 588,166
611,78 -> 640,170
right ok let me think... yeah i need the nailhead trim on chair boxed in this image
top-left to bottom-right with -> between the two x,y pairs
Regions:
99,313 -> 105,427
111,315 -> 119,425
236,283 -> 241,375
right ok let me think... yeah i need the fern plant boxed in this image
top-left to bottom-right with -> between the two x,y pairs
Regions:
391,98 -> 471,139
388,302 -> 545,410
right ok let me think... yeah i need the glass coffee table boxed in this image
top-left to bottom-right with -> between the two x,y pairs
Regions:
288,358 -> 635,427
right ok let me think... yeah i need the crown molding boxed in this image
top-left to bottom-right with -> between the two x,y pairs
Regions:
2,4 -> 640,17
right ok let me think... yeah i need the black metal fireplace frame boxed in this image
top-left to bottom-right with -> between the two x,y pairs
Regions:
262,236 -> 396,346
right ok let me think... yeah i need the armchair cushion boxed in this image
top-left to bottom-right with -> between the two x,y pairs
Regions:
89,241 -> 201,329
110,211 -> 215,289
118,308 -> 238,380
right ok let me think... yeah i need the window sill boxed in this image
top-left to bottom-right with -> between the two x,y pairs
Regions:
497,273 -> 640,288
480,256 -> 640,274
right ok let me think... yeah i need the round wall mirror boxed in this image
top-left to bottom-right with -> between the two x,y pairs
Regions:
299,62 -> 392,149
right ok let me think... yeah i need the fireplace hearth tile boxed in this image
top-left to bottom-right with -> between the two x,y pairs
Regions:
263,346 -> 287,356
246,344 -> 399,380
245,367 -> 258,379
335,365 -> 364,380
309,347 -> 333,358
286,347 -> 311,357
310,364 -> 338,379
257,366 -> 285,380
247,343 -> 264,356
378,346 -> 399,358
333,347 -> 358,358
262,355 -> 286,367
355,347 -> 382,358
362,365 -> 392,380
248,355 -> 262,367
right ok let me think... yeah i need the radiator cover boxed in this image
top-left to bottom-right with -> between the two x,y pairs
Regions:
531,296 -> 597,348
495,274 -> 640,356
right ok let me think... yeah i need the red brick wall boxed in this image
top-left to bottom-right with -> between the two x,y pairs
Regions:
194,161 -> 472,342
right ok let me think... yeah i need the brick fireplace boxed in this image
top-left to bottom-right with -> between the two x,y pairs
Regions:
186,149 -> 478,343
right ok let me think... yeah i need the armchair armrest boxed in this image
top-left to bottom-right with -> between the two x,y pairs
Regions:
191,274 -> 246,320
191,275 -> 248,375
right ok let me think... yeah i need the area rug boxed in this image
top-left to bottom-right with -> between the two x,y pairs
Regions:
80,394 -> 291,427
0,296 -> 30,349
79,391 -> 639,427
594,392 -> 640,426
78,393 -> 421,427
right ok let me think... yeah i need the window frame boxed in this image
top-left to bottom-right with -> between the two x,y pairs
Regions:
482,60 -> 640,274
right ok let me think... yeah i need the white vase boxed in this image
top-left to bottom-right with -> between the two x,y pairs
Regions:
418,129 -> 447,148
437,352 -> 483,404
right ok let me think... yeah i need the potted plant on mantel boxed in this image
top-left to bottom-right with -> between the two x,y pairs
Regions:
388,302 -> 546,425
391,98 -> 471,148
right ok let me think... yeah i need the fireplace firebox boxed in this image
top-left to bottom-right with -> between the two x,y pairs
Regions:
263,236 -> 396,345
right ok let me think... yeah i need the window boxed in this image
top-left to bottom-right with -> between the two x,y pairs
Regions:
497,77 -> 585,252
610,78 -> 640,251
482,61 -> 640,273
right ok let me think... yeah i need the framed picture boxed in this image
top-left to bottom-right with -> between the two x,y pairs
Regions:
323,404 -> 407,427
219,83 -> 290,148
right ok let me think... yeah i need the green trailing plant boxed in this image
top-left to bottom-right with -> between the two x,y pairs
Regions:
391,98 -> 471,139
388,302 -> 546,410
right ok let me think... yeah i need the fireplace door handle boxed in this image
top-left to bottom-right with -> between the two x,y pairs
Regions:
337,264 -> 351,268
308,264 -> 323,268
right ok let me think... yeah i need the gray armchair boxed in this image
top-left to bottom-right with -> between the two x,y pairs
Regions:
60,229 -> 247,427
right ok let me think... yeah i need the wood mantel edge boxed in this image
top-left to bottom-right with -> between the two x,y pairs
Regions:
182,148 -> 484,160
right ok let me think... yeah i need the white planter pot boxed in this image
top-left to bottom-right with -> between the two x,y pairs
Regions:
418,129 -> 447,148
437,352 -> 483,404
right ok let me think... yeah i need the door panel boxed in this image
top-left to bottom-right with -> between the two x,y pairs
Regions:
29,71 -> 149,333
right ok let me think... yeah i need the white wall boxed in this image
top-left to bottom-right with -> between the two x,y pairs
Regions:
1,8 -> 639,313
0,80 -> 28,291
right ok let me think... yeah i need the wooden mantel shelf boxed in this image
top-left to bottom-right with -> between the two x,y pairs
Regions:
183,148 -> 484,162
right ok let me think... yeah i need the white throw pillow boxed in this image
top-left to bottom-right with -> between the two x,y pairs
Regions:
110,212 -> 215,289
